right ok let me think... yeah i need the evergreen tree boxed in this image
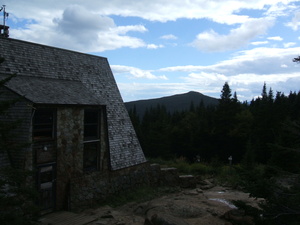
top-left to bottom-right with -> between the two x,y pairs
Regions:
128,105 -> 140,130
259,120 -> 300,224
214,82 -> 245,161
130,79 -> 300,167
261,82 -> 268,100
268,87 -> 274,103
293,55 -> 300,63
139,104 -> 172,158
220,82 -> 232,104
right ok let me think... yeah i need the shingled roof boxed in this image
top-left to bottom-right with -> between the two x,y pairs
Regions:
4,75 -> 102,105
0,37 -> 147,170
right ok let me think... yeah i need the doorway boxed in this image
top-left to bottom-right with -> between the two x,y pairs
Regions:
37,163 -> 56,213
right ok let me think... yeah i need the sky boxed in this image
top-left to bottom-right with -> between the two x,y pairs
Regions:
2,0 -> 300,102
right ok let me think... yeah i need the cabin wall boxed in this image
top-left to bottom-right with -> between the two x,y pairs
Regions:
55,106 -> 112,210
55,107 -> 84,209
69,163 -> 159,209
0,87 -> 32,169
0,37 -> 154,212
69,163 -> 182,210
0,37 -> 147,171
0,93 -> 178,211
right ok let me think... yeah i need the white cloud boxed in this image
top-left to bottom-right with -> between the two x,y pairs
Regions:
147,44 -> 164,49
265,1 -> 296,17
191,18 -> 274,52
11,5 -> 148,52
251,41 -> 269,45
228,73 -> 300,85
185,71 -> 292,86
118,82 -> 199,102
4,0 -> 300,102
161,46 -> 300,79
6,0 -> 295,24
284,42 -> 296,48
118,72 -> 300,102
160,34 -> 178,40
286,11 -> 300,30
5,0 -> 297,53
112,65 -> 168,80
182,72 -> 227,86
114,25 -> 147,34
54,5 -> 115,32
268,36 -> 283,41
101,0 -> 293,24
153,46 -> 300,101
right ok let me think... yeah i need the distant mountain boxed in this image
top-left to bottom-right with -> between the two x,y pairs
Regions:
125,91 -> 219,118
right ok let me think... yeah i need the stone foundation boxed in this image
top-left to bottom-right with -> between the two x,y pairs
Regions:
69,163 -> 181,210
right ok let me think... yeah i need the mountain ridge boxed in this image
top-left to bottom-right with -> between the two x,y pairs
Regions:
125,91 -> 219,117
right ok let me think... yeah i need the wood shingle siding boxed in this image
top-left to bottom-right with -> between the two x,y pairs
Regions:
0,37 -> 146,170
0,87 -> 32,169
4,76 -> 102,105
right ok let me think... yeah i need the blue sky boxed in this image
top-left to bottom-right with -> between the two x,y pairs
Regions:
2,0 -> 300,102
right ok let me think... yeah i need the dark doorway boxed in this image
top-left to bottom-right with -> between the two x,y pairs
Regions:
37,163 -> 56,213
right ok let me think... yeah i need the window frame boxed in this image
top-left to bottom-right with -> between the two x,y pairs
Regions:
83,107 -> 101,172
33,108 -> 55,141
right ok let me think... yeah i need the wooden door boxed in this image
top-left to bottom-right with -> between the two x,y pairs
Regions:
37,163 -> 56,213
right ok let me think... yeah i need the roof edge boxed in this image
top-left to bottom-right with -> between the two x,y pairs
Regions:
1,37 -> 108,60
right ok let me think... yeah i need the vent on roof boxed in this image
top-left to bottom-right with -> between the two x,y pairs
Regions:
0,5 -> 9,38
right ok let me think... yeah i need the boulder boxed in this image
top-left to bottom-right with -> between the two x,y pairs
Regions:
222,209 -> 254,225
145,213 -> 189,225
199,179 -> 215,190
160,168 -> 180,186
179,175 -> 196,188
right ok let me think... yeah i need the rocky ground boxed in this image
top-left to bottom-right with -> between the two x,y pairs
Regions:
80,180 -> 265,225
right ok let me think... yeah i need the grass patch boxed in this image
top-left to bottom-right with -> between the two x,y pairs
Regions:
215,165 -> 242,187
148,157 -> 217,176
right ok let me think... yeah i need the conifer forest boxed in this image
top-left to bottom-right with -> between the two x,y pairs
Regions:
129,82 -> 300,170
129,82 -> 300,223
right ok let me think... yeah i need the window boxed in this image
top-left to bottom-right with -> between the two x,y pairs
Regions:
84,109 -> 99,141
83,142 -> 99,170
33,109 -> 55,140
83,108 -> 100,171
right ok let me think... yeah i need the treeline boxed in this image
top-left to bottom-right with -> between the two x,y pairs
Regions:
129,82 -> 300,172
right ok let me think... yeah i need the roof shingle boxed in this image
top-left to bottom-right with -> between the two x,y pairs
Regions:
4,76 -> 103,105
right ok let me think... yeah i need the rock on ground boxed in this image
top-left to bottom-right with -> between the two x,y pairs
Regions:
78,185 -> 264,225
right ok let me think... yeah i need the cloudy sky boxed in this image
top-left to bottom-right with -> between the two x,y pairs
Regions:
2,0 -> 300,102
